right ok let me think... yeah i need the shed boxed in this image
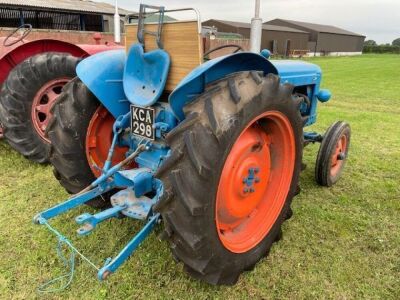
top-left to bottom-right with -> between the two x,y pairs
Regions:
202,19 -> 310,56
0,0 -> 132,32
265,19 -> 366,56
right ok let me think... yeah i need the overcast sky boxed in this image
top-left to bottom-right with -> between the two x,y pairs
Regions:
97,0 -> 399,44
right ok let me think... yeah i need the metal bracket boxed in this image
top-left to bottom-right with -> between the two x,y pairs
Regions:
75,206 -> 123,235
110,188 -> 154,220
304,131 -> 323,145
137,4 -> 165,49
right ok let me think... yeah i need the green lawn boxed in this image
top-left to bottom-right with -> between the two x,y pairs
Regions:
0,54 -> 399,299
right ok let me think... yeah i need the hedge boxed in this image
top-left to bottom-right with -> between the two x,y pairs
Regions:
363,45 -> 400,54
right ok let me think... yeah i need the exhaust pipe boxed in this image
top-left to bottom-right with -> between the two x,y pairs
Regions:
114,0 -> 121,44
250,0 -> 262,53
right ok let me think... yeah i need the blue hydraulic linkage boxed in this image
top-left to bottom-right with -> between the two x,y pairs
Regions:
33,5 -> 172,284
33,112 -> 165,281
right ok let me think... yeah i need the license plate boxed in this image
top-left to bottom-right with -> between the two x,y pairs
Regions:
130,105 -> 155,140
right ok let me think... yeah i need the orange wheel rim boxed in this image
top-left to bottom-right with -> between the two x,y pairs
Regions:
330,134 -> 347,177
85,106 -> 130,177
216,111 -> 296,253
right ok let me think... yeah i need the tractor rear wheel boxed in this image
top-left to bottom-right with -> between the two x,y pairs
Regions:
47,78 -> 127,208
0,52 -> 80,163
155,72 -> 303,285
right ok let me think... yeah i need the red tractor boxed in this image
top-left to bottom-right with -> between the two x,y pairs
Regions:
0,25 -> 122,163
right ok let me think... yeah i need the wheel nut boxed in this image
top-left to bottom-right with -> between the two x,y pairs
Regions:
337,152 -> 346,160
243,188 -> 249,193
255,177 -> 260,183
254,167 -> 260,174
249,188 -> 255,193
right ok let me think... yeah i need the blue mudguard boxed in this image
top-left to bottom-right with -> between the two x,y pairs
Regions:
76,50 -> 130,118
169,52 -> 278,121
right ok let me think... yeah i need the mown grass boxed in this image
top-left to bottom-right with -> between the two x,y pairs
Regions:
0,54 -> 399,299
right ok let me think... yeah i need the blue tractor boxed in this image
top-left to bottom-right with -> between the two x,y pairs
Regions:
34,5 -> 351,285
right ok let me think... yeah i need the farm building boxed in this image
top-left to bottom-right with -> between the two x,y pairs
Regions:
265,19 -> 365,56
202,19 -> 309,56
0,0 -> 132,33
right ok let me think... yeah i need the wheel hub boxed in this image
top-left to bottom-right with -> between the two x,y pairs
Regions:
31,78 -> 69,142
242,167 -> 261,194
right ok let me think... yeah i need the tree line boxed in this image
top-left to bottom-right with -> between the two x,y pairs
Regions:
363,38 -> 400,54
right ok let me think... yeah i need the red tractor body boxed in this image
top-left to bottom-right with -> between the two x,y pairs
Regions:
0,35 -> 122,141
0,37 -> 122,86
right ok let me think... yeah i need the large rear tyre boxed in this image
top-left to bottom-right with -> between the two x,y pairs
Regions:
155,72 -> 303,285
47,78 -> 127,208
0,52 -> 80,163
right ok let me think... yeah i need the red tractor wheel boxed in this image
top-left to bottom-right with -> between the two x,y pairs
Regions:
47,78 -> 128,208
31,78 -> 70,142
0,52 -> 80,163
155,72 -> 303,285
315,121 -> 351,186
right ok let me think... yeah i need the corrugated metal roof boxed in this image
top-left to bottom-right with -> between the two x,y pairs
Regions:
205,19 -> 309,34
0,0 -> 132,15
267,19 -> 365,37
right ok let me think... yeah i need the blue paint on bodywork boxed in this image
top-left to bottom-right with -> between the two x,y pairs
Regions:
317,89 -> 332,102
272,60 -> 321,86
35,48 -> 333,282
76,50 -> 129,118
123,44 -> 170,107
272,60 -> 323,126
77,50 -> 327,128
169,52 -> 278,120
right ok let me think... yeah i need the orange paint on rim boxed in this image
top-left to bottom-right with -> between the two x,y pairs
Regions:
85,106 -> 129,177
216,111 -> 296,253
330,134 -> 347,177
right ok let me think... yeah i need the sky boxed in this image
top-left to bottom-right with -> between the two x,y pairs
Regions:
97,0 -> 400,44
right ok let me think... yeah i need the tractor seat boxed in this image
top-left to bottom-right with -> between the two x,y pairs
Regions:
123,43 -> 170,106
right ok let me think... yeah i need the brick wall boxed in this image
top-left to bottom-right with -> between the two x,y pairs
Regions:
0,27 -> 125,45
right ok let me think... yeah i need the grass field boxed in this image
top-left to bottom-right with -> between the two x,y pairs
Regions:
0,54 -> 399,299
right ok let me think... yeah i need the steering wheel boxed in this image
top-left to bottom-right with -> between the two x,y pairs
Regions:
204,44 -> 244,61
3,24 -> 32,47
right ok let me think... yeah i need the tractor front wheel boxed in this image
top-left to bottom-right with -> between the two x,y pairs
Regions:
0,52 -> 80,163
315,121 -> 351,186
155,72 -> 303,285
47,78 -> 127,208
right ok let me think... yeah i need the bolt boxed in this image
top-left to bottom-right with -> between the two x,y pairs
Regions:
243,188 -> 249,193
249,188 -> 255,193
102,271 -> 111,280
255,177 -> 260,183
254,167 -> 260,174
243,178 -> 247,184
